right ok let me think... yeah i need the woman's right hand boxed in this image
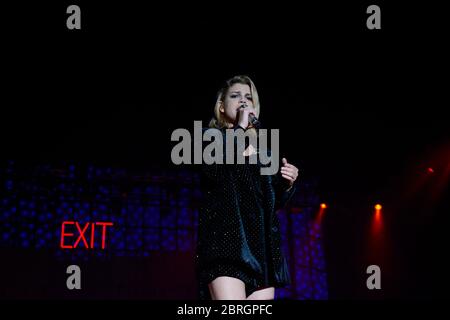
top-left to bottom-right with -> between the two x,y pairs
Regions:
236,105 -> 257,129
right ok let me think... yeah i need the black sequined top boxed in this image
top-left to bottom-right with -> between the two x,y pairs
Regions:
195,126 -> 297,299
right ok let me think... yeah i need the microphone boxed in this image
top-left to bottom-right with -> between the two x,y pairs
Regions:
238,104 -> 261,129
249,113 -> 261,129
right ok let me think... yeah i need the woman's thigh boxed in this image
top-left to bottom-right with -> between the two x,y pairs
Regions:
208,276 -> 247,300
246,287 -> 275,300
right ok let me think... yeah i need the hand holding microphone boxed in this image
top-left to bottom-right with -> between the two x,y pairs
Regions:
237,104 -> 261,129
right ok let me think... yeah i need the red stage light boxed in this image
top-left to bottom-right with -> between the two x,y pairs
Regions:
320,203 -> 327,209
374,204 -> 382,210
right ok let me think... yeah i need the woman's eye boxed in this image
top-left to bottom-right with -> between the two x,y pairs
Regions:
247,97 -> 253,101
230,94 -> 238,98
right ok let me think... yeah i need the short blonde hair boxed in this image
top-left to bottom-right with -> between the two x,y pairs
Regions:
208,75 -> 261,130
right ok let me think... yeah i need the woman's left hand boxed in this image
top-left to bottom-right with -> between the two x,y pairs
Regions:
280,158 -> 299,190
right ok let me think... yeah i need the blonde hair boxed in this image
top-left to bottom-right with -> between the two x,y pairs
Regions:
208,75 -> 261,132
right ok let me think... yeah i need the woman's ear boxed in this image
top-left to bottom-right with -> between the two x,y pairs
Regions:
218,101 -> 224,113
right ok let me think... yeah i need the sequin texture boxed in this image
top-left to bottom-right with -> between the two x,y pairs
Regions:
195,126 -> 297,299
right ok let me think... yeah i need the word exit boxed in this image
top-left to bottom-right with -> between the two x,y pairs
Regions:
60,221 -> 113,249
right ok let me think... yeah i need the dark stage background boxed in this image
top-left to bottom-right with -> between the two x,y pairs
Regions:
1,1 -> 448,300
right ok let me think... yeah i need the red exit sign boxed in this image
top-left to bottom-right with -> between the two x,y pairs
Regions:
60,221 -> 114,249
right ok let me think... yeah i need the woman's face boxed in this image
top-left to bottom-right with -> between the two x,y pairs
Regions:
219,83 -> 254,124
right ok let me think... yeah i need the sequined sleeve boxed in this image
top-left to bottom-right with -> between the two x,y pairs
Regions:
272,166 -> 297,211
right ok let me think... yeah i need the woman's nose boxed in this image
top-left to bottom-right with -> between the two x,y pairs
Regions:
239,98 -> 249,105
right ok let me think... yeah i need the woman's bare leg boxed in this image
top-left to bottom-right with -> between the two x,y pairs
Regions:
208,276 -> 247,300
246,287 -> 275,300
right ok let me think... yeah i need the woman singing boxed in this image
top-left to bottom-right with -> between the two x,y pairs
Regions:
195,75 -> 299,300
